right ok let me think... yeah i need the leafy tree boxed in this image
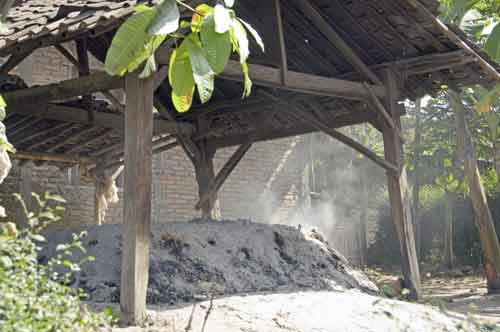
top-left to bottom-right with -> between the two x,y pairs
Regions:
104,0 -> 264,113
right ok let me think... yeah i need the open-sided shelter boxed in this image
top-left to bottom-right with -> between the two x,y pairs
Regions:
1,0 -> 499,325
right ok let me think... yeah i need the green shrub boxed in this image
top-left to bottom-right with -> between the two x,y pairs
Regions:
0,192 -> 112,332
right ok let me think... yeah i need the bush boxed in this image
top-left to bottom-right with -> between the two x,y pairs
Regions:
0,192 -> 112,332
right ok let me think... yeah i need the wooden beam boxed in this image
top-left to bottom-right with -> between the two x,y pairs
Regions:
65,129 -> 113,154
11,150 -> 95,164
14,122 -> 69,146
195,142 -> 252,210
260,91 -> 398,173
54,44 -> 80,71
0,49 -> 33,75
3,71 -> 123,105
120,72 -> 154,326
156,50 -> 386,101
407,0 -> 500,82
381,68 -> 421,300
22,123 -> 78,151
8,103 -> 191,135
219,61 -> 386,101
290,0 -> 382,85
274,0 -> 288,84
94,158 -> 106,226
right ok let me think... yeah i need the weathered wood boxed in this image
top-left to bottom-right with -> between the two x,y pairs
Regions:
382,68 -> 421,300
156,51 -> 386,101
195,142 -> 252,210
3,71 -> 123,105
8,103 -> 191,135
290,0 -> 382,85
450,90 -> 500,293
12,150 -> 95,164
46,126 -> 96,153
22,123 -> 77,150
0,48 -> 33,75
120,72 -> 154,325
408,0 -> 500,82
274,0 -> 288,84
260,91 -> 398,173
54,44 -> 80,70
8,117 -> 44,137
219,61 -> 386,101
412,98 -> 422,258
65,129 -> 113,154
14,122 -> 69,146
94,159 -> 106,225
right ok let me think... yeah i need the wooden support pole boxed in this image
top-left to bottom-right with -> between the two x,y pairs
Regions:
195,142 -> 252,210
94,159 -> 106,226
381,68 -> 421,300
192,140 -> 219,219
120,72 -> 154,325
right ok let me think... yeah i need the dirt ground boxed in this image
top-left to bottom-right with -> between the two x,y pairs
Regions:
366,267 -> 500,326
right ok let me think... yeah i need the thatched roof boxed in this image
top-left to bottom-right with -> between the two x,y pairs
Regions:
0,0 -> 498,170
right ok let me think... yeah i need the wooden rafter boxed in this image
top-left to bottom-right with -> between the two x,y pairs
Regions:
260,90 -> 398,174
8,103 -> 191,135
0,48 -> 33,75
11,150 -> 95,165
290,0 -> 382,85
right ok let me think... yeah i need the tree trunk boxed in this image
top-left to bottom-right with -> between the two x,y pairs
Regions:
443,191 -> 455,269
413,98 -> 422,259
450,90 -> 500,293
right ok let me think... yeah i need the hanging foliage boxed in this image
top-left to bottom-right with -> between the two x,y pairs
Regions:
105,0 -> 264,113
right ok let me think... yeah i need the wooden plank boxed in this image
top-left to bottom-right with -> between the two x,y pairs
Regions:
8,103 -> 190,135
156,50 -> 386,101
12,150 -> 95,164
382,68 -> 421,300
120,72 -> 154,326
220,61 -> 386,101
407,0 -> 500,82
94,159 -> 105,225
14,122 -> 69,146
22,123 -> 77,150
3,71 -> 123,105
290,0 -> 382,85
274,0 -> 288,84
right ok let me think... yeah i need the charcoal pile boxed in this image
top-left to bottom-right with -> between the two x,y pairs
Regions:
41,219 -> 378,304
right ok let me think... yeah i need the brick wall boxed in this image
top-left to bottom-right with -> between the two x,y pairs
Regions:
0,46 -> 308,228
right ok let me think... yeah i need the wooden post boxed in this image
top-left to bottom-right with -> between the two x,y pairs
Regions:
17,165 -> 32,228
94,160 -> 105,225
382,68 -> 421,299
120,72 -> 154,325
193,140 -> 220,219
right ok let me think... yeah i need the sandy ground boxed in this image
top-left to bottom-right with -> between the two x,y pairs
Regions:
103,289 -> 497,332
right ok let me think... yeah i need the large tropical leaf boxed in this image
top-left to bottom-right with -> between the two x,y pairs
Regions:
169,40 -> 195,112
191,4 -> 213,32
105,8 -> 165,76
214,4 -> 232,33
485,22 -> 500,62
200,14 -> 231,74
186,35 -> 215,104
230,18 -> 249,63
239,18 -> 265,52
147,0 -> 180,35
0,95 -> 5,121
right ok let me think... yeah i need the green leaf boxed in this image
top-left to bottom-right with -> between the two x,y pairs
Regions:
200,14 -> 232,74
147,0 -> 180,35
238,18 -> 265,52
186,35 -> 215,104
133,4 -> 151,12
485,22 -> 500,62
0,95 -> 6,121
191,4 -> 214,32
105,8 -> 165,76
230,18 -> 249,63
241,62 -> 252,98
169,40 -> 195,112
214,4 -> 232,33
139,54 -> 157,79
30,234 -> 46,242
0,256 -> 12,268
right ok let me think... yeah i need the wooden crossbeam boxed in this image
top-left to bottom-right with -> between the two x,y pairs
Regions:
7,103 -> 191,135
194,142 -> 252,210
290,0 -> 382,85
3,71 -> 123,105
11,150 -> 95,164
407,0 -> 500,82
156,50 -> 386,101
260,91 -> 398,174
55,44 -> 80,71
0,48 -> 33,75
